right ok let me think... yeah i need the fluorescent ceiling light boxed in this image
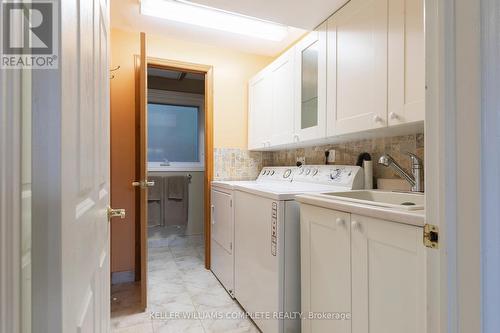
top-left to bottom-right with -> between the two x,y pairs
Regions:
140,0 -> 289,41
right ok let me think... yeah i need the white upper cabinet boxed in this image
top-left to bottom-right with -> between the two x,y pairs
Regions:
248,68 -> 273,150
326,0 -> 389,137
387,0 -> 425,125
270,49 -> 296,146
294,23 -> 327,143
248,0 -> 424,149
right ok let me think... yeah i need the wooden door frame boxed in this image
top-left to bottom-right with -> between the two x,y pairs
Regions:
137,56 -> 214,288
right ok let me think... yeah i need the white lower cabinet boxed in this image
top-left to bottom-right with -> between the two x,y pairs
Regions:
301,206 -> 426,333
301,205 -> 351,333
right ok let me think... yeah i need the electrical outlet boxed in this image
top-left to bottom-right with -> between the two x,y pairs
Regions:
327,150 -> 336,164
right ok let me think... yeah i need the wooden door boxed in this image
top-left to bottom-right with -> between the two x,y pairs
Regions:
300,205 -> 351,333
248,70 -> 272,150
388,0 -> 425,125
350,215 -> 426,333
294,24 -> 327,142
326,0 -> 388,136
60,0 -> 113,331
270,49 -> 295,147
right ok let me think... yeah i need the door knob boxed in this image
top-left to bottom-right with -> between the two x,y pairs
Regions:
335,218 -> 345,227
351,220 -> 362,232
107,206 -> 126,221
132,180 -> 155,188
389,112 -> 399,120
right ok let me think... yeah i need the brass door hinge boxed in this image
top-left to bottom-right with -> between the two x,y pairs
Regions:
423,224 -> 439,249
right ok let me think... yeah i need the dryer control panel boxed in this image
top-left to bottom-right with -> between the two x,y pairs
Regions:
256,166 -> 298,182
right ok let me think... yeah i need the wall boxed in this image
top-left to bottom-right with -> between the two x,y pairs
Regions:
265,133 -> 425,183
214,133 -> 425,186
110,28 -> 272,274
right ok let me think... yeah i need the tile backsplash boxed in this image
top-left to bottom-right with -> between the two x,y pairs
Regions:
214,133 -> 424,183
214,148 -> 266,180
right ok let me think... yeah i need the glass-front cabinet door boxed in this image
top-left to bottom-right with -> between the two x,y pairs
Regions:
294,23 -> 327,142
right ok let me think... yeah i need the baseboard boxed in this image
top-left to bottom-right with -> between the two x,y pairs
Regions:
111,271 -> 135,285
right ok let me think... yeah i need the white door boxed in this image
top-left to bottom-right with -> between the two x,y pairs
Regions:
294,25 -> 327,142
326,0 -> 388,136
210,189 -> 234,293
300,205 -> 351,333
60,0 -> 113,331
248,69 -> 273,150
388,0 -> 425,125
350,215 -> 426,333
270,49 -> 295,147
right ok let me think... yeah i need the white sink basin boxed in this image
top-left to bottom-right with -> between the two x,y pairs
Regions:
322,190 -> 425,211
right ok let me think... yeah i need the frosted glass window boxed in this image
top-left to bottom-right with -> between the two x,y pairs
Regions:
148,103 -> 199,162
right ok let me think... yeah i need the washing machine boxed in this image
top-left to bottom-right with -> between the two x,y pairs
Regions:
233,165 -> 364,333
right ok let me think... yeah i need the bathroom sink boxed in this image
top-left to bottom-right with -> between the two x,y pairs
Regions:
322,190 -> 424,211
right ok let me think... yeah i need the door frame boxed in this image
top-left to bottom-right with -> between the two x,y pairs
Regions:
425,0 -> 483,332
137,57 -> 214,288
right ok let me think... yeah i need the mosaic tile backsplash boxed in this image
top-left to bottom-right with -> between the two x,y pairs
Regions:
214,133 -> 424,183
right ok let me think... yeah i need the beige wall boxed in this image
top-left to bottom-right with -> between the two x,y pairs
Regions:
112,28 -> 272,149
110,28 -> 271,274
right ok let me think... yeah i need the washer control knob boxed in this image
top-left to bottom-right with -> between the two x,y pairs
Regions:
271,170 -> 275,176
330,169 -> 341,180
312,168 -> 319,176
283,169 -> 292,178
305,168 -> 311,175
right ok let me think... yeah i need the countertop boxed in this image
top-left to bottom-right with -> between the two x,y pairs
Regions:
296,193 -> 426,227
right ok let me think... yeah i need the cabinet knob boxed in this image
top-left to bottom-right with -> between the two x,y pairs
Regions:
351,220 -> 362,232
389,112 -> 399,120
335,218 -> 345,227
373,115 -> 383,123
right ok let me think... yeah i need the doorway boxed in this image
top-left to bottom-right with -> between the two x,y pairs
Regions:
109,41 -> 215,317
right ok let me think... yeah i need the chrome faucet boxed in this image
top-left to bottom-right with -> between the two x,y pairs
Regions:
378,153 -> 423,192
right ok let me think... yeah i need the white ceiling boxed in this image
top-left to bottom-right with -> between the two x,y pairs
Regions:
186,0 -> 349,30
111,0 -> 314,56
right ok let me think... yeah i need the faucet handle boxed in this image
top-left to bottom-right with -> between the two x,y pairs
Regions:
405,152 -> 422,166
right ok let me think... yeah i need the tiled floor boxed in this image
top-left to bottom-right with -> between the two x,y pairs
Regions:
111,230 -> 260,333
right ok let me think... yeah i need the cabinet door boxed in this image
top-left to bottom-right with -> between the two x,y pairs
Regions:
326,0 -> 388,136
211,189 -> 233,253
270,49 -> 295,147
248,69 -> 272,150
300,205 -> 351,333
351,215 -> 426,333
388,0 -> 425,125
294,23 -> 327,143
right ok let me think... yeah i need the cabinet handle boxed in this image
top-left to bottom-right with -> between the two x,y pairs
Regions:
373,115 -> 383,123
389,112 -> 399,120
211,205 -> 215,225
335,218 -> 345,227
351,220 -> 362,232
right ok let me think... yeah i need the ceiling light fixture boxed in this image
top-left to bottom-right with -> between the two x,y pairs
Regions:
140,0 -> 289,41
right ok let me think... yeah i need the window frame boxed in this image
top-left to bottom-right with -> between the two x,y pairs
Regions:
147,89 -> 205,172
